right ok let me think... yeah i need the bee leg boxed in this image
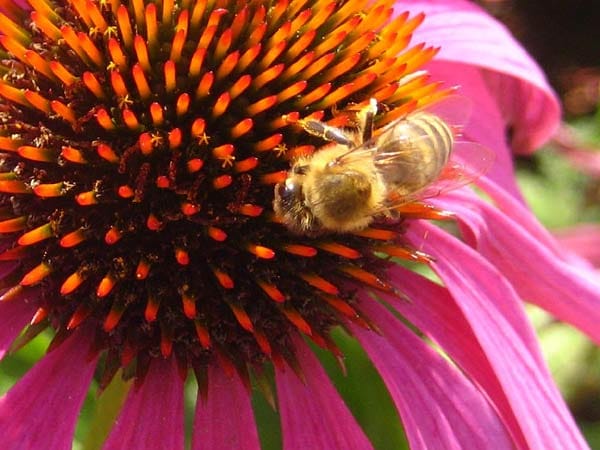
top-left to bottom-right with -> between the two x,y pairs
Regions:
297,119 -> 355,147
358,98 -> 378,143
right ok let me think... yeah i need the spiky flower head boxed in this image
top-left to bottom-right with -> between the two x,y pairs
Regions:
0,0 -> 446,386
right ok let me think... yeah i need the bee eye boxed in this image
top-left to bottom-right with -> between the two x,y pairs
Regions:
292,165 -> 307,175
277,179 -> 303,206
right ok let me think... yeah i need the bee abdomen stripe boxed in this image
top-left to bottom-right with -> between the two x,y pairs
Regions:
407,114 -> 453,166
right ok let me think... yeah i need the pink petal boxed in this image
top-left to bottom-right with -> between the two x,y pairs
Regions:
0,327 -> 97,450
426,61 -> 526,199
192,365 -> 260,450
399,0 -> 560,153
351,298 -> 513,450
435,186 -> 600,345
0,289 -> 38,359
477,177 -> 594,272
476,177 -> 566,257
368,267 -> 528,449
276,337 -> 373,450
554,224 -> 600,267
406,221 -> 589,449
103,357 -> 184,450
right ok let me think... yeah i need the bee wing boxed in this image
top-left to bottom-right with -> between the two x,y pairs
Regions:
330,116 -> 413,166
327,138 -> 380,165
421,139 -> 493,193
423,95 -> 473,131
332,95 -> 473,164
330,123 -> 447,184
380,140 -> 495,211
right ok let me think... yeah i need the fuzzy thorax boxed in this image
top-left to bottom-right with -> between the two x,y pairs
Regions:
299,145 -> 387,233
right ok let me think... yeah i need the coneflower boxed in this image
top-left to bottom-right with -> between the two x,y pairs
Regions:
0,0 -> 597,449
0,0 -> 443,374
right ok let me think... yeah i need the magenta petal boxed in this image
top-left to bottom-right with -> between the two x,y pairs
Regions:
477,176 -> 599,271
476,177 -> 566,256
554,224 -> 600,267
276,337 -> 373,450
398,0 -> 560,153
426,61 -> 525,199
483,68 -> 559,153
370,267 -> 528,448
0,289 -> 38,359
0,327 -> 97,450
351,298 -> 512,450
192,365 -> 260,450
436,187 -> 600,345
406,221 -> 589,449
103,357 -> 184,450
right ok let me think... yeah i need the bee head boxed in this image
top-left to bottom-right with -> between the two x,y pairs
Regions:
273,164 -> 308,215
275,177 -> 303,209
273,169 -> 322,235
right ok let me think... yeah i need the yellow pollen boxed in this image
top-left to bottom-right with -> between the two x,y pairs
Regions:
273,143 -> 288,157
197,133 -> 210,145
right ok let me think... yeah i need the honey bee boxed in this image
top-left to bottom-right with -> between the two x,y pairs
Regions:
273,98 -> 492,235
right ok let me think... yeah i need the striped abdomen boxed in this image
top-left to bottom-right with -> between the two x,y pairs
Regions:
375,111 -> 454,196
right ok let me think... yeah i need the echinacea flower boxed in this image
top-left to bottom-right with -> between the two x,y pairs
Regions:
0,1 -> 599,450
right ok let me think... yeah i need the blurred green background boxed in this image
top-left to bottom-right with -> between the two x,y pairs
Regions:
1,1 -> 600,449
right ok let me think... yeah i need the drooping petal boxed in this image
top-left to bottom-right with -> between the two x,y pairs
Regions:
276,338 -> 373,450
426,61 -> 525,199
399,0 -> 560,153
0,327 -> 97,450
365,267 -> 527,449
554,224 -> 600,267
477,173 -> 566,255
352,298 -> 513,450
103,357 -> 184,450
406,221 -> 590,450
477,176 -> 599,270
0,288 -> 38,359
192,365 -> 260,450
435,187 -> 600,345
